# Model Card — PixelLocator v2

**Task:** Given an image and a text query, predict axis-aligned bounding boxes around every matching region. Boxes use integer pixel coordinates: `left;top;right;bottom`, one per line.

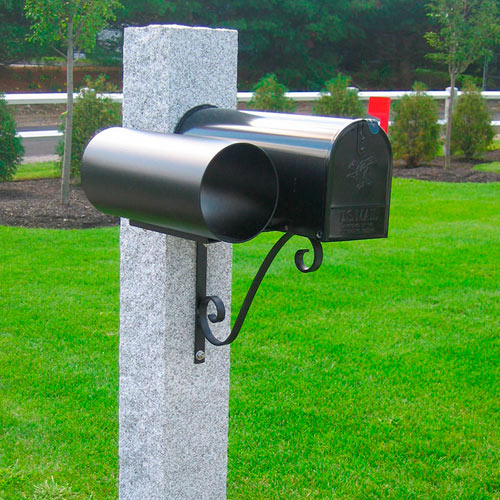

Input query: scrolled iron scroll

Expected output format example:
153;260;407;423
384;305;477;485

197;233;324;347
294;238;323;273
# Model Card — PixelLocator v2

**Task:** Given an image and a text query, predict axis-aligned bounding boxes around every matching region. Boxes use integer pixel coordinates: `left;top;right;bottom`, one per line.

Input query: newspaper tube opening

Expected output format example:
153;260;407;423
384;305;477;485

200;143;278;243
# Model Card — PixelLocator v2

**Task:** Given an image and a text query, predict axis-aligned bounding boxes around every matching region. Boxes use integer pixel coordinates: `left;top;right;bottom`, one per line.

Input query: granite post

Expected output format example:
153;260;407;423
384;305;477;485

119;25;237;500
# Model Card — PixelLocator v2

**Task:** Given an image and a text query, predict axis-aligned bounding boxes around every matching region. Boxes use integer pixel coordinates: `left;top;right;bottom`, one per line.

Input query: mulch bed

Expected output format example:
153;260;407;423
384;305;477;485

394;148;500;183
394;164;500;183
0;152;499;230
0;179;118;229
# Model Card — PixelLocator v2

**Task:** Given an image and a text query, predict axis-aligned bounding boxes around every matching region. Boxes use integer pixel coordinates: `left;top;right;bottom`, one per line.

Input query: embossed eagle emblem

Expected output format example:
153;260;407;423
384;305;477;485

347;156;376;190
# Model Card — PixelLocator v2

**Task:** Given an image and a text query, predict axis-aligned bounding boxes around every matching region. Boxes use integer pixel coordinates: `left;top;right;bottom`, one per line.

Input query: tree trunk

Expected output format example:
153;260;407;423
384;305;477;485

62;18;74;206
444;72;456;170
399;37;413;88
482;54;489;90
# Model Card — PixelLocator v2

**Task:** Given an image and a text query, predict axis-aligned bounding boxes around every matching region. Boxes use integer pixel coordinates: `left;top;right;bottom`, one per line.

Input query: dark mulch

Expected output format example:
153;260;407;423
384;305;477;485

394;148;500;183
0;179;118;229
1;151;499;230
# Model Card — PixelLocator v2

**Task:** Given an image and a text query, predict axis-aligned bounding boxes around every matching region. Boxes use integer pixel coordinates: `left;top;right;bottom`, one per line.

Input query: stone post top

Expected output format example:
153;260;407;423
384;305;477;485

124;24;237;34
123;22;238;133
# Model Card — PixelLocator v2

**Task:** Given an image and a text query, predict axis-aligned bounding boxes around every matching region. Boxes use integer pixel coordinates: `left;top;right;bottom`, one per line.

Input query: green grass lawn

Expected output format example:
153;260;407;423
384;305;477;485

488;139;500;150
13;162;59;181
1;178;499;499
474;161;500;174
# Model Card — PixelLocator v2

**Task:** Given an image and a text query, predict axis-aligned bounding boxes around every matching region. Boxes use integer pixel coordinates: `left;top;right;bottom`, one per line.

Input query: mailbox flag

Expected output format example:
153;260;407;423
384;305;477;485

368;97;391;133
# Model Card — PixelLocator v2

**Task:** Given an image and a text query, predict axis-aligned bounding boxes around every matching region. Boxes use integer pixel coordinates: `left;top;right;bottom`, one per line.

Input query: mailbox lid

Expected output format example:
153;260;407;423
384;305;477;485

325;120;393;241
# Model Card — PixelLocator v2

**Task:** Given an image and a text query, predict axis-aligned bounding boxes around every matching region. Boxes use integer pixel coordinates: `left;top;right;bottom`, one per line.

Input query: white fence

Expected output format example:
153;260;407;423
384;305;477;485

7;89;500;105
7;89;500;138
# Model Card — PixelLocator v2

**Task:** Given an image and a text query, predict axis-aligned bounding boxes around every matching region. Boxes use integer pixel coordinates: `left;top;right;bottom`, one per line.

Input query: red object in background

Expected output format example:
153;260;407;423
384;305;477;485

368;97;391;133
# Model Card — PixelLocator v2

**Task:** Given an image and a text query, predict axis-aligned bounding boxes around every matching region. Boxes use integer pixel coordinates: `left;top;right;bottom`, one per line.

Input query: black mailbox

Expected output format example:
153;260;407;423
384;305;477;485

176;107;393;242
81;108;393;363
83;108;392;244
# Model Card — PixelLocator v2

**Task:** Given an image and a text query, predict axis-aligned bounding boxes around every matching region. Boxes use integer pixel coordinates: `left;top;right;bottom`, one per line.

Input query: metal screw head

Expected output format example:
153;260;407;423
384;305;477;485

195;350;205;361
316;231;323;240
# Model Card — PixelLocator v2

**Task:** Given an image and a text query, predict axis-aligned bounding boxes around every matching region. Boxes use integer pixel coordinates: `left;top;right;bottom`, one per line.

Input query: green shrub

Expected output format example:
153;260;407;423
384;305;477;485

451;80;495;159
390;82;440;168
0;93;24;182
57;75;121;178
247;73;296;112
313;74;364;118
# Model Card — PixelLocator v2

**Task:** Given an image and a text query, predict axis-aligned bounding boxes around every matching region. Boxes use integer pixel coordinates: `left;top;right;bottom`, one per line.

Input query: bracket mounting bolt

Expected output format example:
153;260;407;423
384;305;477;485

195;350;205;361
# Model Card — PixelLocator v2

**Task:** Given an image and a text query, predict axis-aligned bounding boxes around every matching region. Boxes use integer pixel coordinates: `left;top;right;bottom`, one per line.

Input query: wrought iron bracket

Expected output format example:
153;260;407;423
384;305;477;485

194;233;323;364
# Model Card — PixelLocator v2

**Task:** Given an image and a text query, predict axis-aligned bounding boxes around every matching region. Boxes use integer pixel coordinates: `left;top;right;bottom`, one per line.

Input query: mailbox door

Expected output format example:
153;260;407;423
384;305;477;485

326;120;393;241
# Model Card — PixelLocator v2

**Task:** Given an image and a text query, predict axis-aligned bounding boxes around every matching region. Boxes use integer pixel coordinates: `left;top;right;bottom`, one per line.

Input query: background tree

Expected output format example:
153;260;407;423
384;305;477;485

425;0;500;169
115;0;179;25
2;0;499;90
115;0;376;89
25;0;122;205
340;0;431;88
0;0;43;62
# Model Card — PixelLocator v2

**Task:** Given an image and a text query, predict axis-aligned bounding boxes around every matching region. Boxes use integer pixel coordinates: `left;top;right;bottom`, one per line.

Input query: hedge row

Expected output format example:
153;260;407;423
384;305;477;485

0;75;495;181
249;74;495;168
